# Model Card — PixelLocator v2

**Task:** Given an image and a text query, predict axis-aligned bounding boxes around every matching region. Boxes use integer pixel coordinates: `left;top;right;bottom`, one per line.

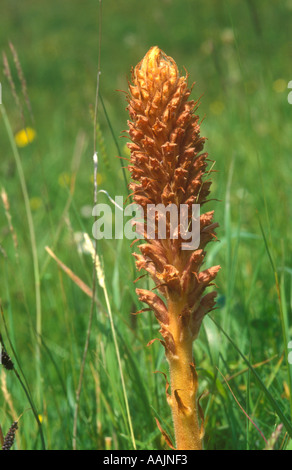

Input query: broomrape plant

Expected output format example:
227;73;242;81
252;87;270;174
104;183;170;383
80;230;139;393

126;46;220;450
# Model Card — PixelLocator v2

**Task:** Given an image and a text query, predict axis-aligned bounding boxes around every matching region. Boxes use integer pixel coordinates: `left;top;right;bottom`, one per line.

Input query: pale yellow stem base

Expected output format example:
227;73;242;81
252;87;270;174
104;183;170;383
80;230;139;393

167;300;202;450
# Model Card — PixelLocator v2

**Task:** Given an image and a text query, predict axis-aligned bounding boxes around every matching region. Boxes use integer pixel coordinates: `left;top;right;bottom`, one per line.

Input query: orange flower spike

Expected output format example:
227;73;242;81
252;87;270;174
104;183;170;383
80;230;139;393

126;47;220;450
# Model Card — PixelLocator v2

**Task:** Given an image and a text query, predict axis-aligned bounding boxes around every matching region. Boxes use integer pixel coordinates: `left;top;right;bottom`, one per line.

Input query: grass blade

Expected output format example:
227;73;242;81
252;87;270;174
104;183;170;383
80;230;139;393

210;315;292;438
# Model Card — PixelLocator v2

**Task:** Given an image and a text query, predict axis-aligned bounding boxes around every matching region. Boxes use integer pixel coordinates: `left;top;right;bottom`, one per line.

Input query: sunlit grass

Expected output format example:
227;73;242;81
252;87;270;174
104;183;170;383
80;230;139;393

0;0;291;451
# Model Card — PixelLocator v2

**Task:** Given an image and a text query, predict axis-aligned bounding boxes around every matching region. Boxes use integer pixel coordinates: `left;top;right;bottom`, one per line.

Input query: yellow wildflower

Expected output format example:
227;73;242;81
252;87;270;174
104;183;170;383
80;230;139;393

14;127;36;147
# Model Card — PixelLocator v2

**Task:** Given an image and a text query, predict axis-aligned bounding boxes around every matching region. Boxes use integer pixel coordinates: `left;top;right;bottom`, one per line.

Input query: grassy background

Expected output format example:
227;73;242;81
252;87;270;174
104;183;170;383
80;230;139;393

0;0;291;450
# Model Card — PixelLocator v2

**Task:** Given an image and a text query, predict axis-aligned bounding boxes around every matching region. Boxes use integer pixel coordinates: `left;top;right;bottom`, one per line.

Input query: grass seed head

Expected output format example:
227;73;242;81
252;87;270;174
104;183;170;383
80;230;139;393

2;421;18;451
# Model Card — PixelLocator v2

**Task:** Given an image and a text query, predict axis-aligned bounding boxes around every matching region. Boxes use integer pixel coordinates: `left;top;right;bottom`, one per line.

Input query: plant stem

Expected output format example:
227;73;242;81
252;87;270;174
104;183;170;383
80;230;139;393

0;103;42;404
167;299;202;450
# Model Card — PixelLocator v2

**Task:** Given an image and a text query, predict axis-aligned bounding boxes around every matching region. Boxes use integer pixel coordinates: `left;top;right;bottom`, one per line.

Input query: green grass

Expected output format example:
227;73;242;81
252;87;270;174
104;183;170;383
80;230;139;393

0;0;291;450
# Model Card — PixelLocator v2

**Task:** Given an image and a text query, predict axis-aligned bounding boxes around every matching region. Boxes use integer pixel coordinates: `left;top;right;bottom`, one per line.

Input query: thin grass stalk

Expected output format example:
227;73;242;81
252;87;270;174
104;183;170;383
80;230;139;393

74;1;135;448
84;234;137;449
210;315;292;438
258;216;292;420
72;0;102;449
125;47;220;450
0;310;45;449
217;367;268;446
0;103;42;404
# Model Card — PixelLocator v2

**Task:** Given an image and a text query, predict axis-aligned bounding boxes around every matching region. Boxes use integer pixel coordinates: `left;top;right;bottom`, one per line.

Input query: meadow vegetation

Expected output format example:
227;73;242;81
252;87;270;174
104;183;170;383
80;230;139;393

0;0;291;450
